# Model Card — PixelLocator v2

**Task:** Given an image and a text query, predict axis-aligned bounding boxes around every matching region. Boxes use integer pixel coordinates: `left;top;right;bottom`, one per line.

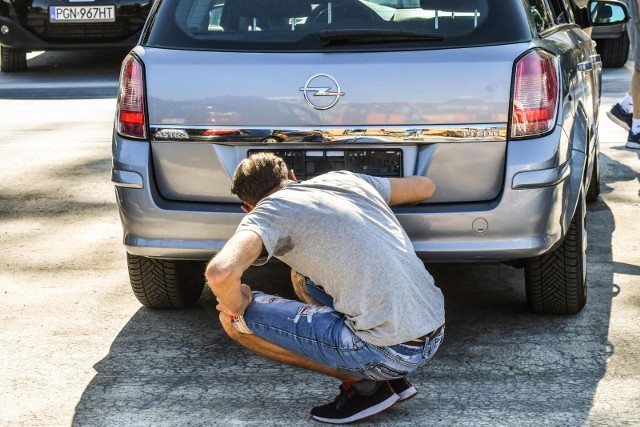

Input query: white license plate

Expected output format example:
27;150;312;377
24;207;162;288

49;6;116;23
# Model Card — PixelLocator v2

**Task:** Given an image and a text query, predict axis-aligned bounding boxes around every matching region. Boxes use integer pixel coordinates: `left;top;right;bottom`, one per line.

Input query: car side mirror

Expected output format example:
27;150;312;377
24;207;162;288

588;0;630;26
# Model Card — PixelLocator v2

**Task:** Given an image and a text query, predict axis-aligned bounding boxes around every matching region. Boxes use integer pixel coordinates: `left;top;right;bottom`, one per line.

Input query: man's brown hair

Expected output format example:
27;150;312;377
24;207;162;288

231;152;289;206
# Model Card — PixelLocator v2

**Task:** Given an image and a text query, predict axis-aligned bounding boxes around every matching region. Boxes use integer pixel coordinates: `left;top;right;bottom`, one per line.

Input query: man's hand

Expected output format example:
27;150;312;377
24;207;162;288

216;283;253;316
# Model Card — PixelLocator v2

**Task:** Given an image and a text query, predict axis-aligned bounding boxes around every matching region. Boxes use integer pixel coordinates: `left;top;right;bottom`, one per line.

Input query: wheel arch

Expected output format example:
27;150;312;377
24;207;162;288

564;101;588;232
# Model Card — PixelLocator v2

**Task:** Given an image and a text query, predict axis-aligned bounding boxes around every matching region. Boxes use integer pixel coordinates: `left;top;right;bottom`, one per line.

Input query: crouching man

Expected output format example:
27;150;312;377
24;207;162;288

206;152;445;424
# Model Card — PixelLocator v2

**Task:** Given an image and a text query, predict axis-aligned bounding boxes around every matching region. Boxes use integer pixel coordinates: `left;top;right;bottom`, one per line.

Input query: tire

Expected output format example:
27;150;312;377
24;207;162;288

597;32;630;68
586;151;600;203
126;253;206;308
524;190;587;314
0;46;27;72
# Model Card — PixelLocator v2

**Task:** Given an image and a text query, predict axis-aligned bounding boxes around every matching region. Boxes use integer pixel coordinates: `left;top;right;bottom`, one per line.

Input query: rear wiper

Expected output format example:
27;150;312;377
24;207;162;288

318;29;443;46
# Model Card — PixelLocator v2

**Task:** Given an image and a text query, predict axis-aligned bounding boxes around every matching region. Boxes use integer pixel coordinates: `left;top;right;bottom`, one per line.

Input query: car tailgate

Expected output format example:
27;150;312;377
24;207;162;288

141;43;527;204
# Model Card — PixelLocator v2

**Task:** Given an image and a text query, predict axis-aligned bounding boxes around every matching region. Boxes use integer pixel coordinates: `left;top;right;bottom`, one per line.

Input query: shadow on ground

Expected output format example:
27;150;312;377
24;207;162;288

72;170;625;426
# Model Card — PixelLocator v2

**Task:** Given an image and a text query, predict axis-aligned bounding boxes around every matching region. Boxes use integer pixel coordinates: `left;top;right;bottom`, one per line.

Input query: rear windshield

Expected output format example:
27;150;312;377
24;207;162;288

144;0;531;51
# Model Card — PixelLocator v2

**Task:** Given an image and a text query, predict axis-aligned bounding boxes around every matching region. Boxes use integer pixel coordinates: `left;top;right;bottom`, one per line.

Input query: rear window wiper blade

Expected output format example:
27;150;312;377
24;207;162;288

318;29;443;46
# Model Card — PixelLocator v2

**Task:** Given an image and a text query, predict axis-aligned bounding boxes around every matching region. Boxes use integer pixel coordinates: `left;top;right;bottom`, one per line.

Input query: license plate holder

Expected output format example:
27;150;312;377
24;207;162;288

49;6;116;23
248;149;403;181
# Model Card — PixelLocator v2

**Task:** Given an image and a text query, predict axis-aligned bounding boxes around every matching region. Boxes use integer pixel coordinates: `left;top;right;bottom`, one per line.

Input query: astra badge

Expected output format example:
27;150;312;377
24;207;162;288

153;128;189;140
299;74;345;110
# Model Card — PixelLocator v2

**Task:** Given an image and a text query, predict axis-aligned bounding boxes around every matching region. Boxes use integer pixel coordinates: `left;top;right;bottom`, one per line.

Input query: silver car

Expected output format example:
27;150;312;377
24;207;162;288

111;0;628;313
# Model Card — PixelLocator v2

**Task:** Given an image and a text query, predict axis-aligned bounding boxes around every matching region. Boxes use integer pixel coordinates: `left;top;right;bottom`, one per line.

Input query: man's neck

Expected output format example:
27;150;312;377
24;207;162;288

265;180;289;197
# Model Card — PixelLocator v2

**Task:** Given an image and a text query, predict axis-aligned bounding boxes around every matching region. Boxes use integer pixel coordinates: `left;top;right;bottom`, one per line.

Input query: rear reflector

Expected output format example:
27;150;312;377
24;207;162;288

117;54;147;139
511;49;558;138
202;129;243;136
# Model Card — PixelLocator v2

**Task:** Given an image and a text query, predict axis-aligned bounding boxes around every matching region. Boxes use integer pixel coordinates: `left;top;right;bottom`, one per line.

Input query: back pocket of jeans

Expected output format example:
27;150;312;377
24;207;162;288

338;325;365;351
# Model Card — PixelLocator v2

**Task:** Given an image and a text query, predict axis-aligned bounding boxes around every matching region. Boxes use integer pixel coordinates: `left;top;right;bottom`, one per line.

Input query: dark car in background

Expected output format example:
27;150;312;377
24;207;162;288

589;0;632;67
593;26;630;68
0;0;153;72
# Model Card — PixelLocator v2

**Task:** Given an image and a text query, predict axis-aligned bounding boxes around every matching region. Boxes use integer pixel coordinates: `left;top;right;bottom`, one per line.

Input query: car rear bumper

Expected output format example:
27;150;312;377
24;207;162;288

591;23;627;40
0;16;141;50
112;127;580;262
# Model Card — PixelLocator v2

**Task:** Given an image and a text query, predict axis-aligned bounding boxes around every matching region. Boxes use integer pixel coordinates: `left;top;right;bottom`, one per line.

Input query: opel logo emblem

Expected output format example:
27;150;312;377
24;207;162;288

299;74;345;110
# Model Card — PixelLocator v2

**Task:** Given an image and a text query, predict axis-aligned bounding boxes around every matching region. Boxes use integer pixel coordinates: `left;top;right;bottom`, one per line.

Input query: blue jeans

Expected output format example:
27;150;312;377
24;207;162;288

241;280;444;381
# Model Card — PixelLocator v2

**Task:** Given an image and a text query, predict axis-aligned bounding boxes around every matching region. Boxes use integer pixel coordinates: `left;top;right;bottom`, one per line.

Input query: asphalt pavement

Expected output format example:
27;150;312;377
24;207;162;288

0;51;638;427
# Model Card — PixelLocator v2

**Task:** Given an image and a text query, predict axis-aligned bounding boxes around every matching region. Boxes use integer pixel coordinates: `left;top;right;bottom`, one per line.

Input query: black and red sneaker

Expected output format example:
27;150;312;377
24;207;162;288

388;377;418;402
310;381;399;424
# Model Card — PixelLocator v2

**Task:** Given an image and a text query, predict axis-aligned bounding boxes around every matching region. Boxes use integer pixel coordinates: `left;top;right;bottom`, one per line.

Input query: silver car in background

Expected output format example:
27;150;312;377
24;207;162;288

111;0;629;314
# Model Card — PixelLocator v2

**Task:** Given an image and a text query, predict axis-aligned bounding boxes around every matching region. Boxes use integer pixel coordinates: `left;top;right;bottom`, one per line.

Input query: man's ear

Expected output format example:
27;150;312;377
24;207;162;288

241;203;254;213
289;169;298;182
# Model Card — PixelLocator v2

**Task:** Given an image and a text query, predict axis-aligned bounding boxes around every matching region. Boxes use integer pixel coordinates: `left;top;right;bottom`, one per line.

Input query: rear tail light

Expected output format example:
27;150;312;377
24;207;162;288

510;49;558;138
117;54;147;139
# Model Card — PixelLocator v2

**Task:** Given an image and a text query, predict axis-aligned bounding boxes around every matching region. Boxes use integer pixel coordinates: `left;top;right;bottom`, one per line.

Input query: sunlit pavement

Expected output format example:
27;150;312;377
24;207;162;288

0;55;638;426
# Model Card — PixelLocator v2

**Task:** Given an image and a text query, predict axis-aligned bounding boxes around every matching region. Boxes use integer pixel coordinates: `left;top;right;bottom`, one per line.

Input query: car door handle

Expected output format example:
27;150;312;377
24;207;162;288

589;54;602;66
578;61;593;72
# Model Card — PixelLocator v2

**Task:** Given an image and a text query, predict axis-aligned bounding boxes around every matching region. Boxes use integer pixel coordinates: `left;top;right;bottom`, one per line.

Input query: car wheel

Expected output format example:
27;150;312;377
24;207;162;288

126;253;206;308
0;46;27;72
524;190;587;314
597;32;630;68
586;151;600;203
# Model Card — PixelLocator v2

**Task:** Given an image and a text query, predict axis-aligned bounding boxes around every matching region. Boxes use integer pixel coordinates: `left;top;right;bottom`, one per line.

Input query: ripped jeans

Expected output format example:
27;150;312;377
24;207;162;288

241;284;444;381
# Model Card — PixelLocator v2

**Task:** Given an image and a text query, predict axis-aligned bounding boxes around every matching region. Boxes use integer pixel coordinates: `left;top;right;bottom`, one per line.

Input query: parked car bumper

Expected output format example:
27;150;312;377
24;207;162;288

112;126;582;262
0;16;142;50
591;22;627;39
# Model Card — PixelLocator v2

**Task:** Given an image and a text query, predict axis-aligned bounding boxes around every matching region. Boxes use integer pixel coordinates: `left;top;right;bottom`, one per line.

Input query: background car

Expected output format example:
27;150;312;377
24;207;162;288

112;0;628;314
0;0;153;72
592;21;630;67
588;0;632;67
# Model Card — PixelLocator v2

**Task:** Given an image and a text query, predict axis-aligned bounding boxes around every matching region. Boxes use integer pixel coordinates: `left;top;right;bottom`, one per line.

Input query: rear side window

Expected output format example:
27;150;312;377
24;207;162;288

145;0;531;51
529;0;554;32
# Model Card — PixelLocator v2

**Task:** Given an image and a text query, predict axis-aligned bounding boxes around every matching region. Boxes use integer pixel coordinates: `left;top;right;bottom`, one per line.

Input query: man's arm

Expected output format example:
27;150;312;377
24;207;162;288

205;230;265;315
388;176;436;206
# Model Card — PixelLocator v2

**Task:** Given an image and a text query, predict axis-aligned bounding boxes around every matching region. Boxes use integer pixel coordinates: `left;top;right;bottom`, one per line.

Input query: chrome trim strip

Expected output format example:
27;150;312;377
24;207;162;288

111;169;144;189
511;161;570;189
578;61;593;72
149;124;507;144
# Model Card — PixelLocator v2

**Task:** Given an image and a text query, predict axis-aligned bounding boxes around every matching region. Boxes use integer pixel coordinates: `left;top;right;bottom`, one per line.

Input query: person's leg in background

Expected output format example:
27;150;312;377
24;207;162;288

628;66;640;148
608;0;640;149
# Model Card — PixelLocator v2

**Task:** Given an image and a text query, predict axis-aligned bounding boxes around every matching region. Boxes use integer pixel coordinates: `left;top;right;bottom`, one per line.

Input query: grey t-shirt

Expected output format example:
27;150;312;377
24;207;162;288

236;171;445;347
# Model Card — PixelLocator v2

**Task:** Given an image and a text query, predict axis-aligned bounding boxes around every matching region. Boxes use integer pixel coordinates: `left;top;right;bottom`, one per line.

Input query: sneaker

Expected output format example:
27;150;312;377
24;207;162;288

388;377;417;402
627;130;640;149
607;104;633;131
310;381;399;424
